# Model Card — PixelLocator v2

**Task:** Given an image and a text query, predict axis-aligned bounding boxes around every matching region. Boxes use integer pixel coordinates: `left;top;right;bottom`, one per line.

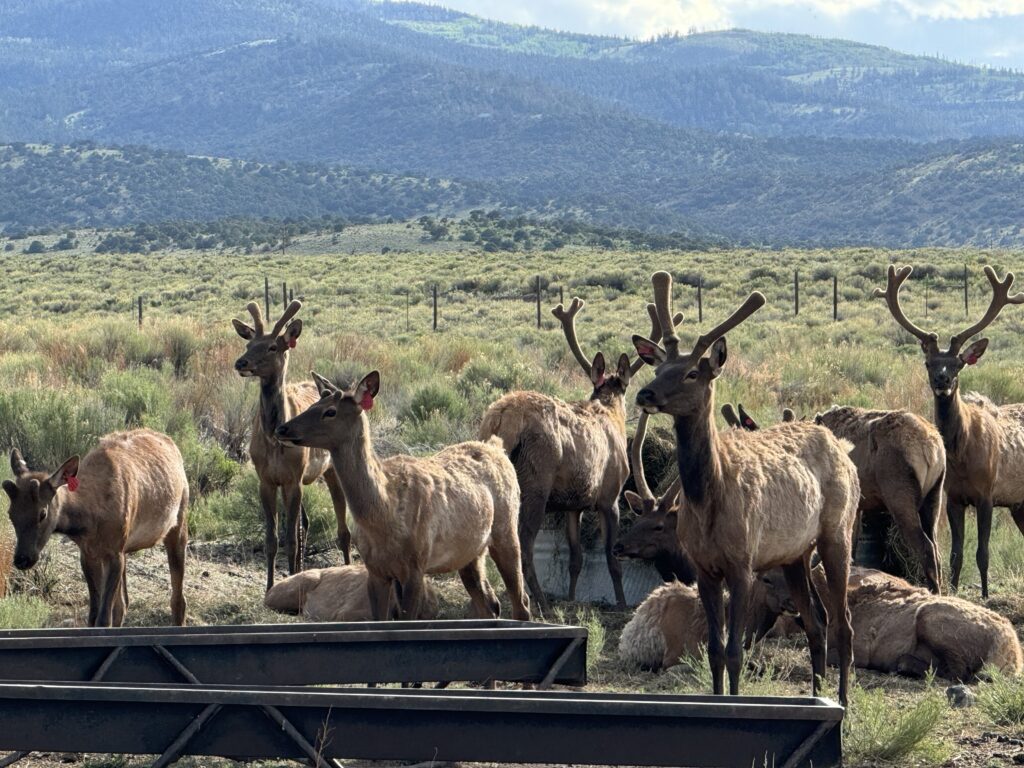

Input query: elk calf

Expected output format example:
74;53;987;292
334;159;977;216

3;430;188;627
264;564;438;621
764;566;1023;680
276;371;530;622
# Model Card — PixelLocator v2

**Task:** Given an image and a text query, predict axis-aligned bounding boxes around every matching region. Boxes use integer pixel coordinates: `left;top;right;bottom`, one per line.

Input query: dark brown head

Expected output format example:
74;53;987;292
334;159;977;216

232;300;303;379
275;370;379;450
615;487;681;560
874;265;1021;401
3;449;77;570
633;272;765;418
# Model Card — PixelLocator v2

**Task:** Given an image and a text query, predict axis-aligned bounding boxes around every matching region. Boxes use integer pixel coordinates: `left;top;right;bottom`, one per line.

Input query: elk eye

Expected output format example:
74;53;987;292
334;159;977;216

686;370;699;380
323;408;337;419
38;509;46;522
268;345;277;352
653;524;664;532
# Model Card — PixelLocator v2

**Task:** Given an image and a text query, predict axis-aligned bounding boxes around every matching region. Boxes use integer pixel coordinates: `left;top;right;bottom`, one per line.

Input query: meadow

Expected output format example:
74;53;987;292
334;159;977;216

3;224;1024;767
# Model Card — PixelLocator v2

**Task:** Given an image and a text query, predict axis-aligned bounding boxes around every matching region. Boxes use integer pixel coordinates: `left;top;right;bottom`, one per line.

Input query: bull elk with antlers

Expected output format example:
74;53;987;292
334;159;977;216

632;271;858;704
232;300;351;589
875;265;1024;597
479;299;677;614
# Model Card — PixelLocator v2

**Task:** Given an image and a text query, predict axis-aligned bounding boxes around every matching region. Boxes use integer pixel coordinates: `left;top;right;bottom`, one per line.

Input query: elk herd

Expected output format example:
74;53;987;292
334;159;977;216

5;264;1024;707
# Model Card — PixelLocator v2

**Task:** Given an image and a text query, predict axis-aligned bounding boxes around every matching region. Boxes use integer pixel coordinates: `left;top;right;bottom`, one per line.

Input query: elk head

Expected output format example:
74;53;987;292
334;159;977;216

633;272;766;418
3;449;78;570
232;300;304;379
874;265;1024;399
552;297;681;405
275;371;379;450
615;409;683;561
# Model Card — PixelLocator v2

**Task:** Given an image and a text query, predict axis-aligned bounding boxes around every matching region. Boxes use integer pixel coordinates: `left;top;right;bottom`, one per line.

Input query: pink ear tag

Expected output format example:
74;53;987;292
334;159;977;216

359;392;375;411
287;338;297;349
66;476;79;492
967;354;978;365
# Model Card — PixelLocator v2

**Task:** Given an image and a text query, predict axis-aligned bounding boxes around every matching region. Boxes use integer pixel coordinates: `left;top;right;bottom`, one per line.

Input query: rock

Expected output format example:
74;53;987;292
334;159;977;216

1012;753;1024;764
946;684;976;709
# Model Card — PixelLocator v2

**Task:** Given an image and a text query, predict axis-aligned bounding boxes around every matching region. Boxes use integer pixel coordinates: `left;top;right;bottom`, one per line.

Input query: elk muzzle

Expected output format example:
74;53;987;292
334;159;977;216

13;552;36;571
275;424;301;445
635;387;665;412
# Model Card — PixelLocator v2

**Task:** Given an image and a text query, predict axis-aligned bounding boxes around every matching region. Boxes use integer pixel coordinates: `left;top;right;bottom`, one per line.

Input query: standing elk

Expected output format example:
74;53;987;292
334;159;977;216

275;371;530;622
479;299;677;615
232;300;351;589
814;406;946;593
3;430;188;627
874;265;1024;597
632;271;858;704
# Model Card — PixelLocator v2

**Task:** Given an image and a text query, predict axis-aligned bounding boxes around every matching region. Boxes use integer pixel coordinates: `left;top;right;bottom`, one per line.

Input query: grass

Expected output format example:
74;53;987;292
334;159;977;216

845;682;950;766
977;667;1024;727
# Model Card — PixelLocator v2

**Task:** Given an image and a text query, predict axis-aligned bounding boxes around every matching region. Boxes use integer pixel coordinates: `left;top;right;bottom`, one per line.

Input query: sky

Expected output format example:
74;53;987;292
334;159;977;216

401;0;1024;69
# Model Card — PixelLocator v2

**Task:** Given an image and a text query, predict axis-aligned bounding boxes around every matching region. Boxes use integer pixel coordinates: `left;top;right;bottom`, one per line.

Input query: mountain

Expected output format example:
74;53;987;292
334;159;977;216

0;0;1022;246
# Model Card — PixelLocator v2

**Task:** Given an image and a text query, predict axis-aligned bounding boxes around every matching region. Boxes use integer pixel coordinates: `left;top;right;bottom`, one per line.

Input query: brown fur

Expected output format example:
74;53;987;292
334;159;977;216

633;271;858;704
766;566;1023;680
232;300;351;590
3;430;188;627
277;371;530;622
815;406;947;592
264;565;438;621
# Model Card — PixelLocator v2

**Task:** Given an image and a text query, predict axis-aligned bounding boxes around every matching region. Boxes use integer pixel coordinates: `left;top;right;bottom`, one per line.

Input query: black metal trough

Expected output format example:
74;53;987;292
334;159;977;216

0;682;843;768
0;619;586;687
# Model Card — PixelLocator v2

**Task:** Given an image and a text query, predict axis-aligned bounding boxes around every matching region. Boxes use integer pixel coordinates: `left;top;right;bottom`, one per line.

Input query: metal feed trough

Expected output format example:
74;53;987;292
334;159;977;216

0;619;844;768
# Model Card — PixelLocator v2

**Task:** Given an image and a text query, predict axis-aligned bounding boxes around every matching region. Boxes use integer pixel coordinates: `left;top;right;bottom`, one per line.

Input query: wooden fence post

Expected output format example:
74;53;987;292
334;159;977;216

433;285;438;331
924;279;929;319
697;276;703;323
559;286;564;306
137;296;143;328
282;282;287;309
794;270;799;316
536;275;541;329
264;276;270;319
964;264;969;317
833;275;838;321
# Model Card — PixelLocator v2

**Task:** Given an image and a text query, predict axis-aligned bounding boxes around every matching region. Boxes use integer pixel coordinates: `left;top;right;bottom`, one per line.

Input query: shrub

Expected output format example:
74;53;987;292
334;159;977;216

844;684;948;765
403;383;469;424
0;595;50;629
977;667;1024;726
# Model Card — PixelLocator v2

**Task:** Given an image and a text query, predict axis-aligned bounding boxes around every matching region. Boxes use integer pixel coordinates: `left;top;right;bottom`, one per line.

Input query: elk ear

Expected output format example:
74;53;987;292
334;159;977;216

355;371;380;411
10;448;28;477
590;353;607;388
232;319;256;340
708;337;728;378
310;371;337;399
632;336;666;366
2;480;15;500
48;456;79;491
782;408;796;422
615;353;631;384
282;319;302;350
623;490;645;515
959;338;988;366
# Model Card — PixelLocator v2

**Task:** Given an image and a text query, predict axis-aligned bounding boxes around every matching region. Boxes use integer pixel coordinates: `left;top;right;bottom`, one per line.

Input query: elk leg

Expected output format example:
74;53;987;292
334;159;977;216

165;523;188;626
518;492;550;618
816;535;853;707
724;570;752;696
600;504;626;610
80;553;102;627
1009;502;1024;538
323;468;351;565
398;571;428;621
977;498;994;598
112;560;127;628
460;558;500;619
780;558;827;697
889;491;943;594
367;572;393;620
95;553;125;628
946;498;966;593
282;485;304;576
489;539;531;621
565;510;584;603
259;480;280;590
918;473;945;593
696;573;726;696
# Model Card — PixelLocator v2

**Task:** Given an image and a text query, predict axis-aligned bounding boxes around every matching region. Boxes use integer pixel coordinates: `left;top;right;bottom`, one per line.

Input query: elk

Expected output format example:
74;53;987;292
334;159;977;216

814;405;946;593
3;430;188;627
632;271;858;704
874;265;1024;597
232;299;351;590
479;299;678;615
275;371;530;622
614;410;696;585
264;564;439;622
762;565;1023;680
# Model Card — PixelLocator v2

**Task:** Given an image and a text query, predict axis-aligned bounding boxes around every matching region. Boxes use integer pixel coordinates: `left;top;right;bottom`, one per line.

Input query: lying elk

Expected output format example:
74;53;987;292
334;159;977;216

815;406;946;593
614;409;696;585
632;271;858;704
762;565;1022;680
4;431;188;626
276;371;530;621
232;300;351;589
875;265;1024;597
480;299;677;614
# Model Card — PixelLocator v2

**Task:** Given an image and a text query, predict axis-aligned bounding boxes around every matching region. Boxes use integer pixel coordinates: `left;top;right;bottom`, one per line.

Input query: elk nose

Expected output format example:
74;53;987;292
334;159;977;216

635;388;662;408
234;358;247;371
275;425;290;438
13;554;32;570
611;542;625;557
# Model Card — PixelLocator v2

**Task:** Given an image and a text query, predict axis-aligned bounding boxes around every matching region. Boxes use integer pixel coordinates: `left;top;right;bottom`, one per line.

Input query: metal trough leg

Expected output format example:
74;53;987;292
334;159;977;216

780;720;837;768
150;703;222;768
539;636;585;690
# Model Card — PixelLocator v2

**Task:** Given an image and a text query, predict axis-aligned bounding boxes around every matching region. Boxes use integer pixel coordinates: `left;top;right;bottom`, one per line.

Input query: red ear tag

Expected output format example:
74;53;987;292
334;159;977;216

594;374;606;388
743;418;754;428
66;476;79;492
287;338;297;349
359;392;375;411
966;354;978;365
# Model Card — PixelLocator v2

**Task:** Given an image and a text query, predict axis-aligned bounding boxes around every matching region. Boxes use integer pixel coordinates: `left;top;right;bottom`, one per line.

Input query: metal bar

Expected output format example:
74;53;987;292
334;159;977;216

92;646;126;680
538;636;584;690
150;703;221;768
0;682;843;768
152;645;200;684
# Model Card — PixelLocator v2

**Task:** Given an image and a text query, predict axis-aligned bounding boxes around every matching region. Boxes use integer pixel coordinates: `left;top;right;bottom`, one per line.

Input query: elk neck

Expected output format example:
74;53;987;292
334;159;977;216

671;397;723;509
257;360;290;438
934;387;969;456
51;490;87;538
327;412;390;525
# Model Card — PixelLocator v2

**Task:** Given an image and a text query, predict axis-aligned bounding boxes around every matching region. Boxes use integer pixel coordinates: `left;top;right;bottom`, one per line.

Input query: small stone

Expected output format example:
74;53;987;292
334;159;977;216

947;684;976;709
1012;753;1024;764
201;570;211;578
